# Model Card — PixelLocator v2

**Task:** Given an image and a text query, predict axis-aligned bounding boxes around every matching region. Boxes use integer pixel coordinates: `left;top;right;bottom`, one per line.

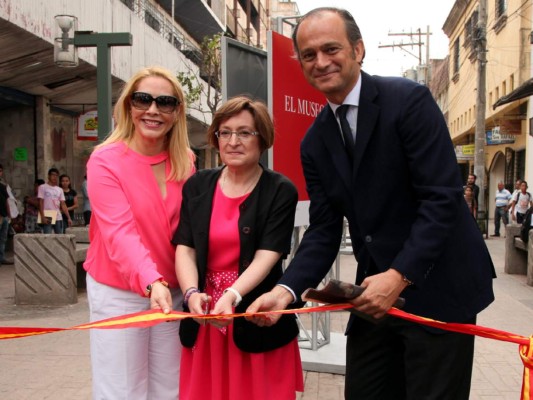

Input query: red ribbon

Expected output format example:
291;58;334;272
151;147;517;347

1;304;531;399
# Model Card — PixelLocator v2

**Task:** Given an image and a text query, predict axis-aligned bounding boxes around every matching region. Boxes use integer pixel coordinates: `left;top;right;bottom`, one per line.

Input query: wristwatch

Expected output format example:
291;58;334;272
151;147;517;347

145;280;169;297
223;287;242;307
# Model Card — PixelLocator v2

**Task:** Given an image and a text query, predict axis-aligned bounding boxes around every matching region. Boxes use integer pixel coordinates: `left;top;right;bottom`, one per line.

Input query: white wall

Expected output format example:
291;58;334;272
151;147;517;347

0;0;212;124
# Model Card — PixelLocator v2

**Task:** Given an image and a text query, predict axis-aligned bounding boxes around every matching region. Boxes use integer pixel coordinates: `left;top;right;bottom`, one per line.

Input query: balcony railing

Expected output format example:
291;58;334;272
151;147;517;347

120;0;202;66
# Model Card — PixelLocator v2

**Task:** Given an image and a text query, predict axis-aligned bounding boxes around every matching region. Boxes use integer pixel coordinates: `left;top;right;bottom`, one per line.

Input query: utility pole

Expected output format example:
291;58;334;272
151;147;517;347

378;27;432;84
474;0;488;217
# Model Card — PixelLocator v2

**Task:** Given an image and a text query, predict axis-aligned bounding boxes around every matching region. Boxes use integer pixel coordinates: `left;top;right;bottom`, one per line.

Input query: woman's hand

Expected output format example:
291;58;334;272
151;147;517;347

208;291;234;328
188;292;211;325
149;281;173;314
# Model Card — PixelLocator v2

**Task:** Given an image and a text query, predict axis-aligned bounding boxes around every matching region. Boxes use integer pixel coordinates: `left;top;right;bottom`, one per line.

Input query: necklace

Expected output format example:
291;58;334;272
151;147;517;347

222;167;261;197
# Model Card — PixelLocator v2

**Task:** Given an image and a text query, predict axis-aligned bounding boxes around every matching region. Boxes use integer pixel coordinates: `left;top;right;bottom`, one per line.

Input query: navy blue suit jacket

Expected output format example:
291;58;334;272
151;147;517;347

279;72;495;326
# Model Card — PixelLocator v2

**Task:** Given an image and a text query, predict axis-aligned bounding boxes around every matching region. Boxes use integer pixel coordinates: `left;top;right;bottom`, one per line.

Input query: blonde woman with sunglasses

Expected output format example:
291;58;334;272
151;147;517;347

84;66;195;399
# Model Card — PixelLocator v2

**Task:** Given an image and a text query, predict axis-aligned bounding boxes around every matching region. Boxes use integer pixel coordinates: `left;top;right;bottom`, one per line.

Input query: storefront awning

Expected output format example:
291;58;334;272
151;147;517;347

493;78;533;109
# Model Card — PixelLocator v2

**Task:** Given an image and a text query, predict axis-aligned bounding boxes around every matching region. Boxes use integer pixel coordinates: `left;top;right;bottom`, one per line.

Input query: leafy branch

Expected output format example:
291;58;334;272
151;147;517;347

177;33;223;119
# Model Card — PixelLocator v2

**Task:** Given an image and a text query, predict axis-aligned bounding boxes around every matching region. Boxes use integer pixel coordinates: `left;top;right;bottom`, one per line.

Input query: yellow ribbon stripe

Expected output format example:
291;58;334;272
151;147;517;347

1;304;531;399
520;336;533;400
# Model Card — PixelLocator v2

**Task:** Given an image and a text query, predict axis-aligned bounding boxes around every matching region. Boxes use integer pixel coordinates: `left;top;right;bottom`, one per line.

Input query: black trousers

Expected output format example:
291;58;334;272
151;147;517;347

345;316;476;400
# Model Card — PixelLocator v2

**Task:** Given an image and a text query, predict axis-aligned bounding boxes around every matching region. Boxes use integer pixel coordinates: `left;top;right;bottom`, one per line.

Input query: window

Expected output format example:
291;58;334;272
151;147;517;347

515;150;525;182
494;0;508;32
496;0;507;18
145;11;161;33
120;0;134;11
464;10;479;62
453;38;460;78
464;10;479;46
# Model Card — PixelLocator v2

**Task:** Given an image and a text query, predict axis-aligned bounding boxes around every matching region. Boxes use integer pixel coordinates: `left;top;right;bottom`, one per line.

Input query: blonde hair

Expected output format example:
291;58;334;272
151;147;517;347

97;66;194;181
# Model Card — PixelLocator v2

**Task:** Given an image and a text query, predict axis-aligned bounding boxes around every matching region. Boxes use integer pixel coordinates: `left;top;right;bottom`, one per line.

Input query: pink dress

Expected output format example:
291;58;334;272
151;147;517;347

179;183;304;400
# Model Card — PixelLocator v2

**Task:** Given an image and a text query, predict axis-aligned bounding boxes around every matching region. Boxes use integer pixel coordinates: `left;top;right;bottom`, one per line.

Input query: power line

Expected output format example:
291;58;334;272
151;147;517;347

378;27;432;83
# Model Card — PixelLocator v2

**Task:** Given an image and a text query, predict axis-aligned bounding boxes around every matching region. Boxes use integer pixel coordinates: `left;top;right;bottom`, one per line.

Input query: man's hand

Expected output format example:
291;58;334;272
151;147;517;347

245;285;293;327
350;269;409;319
40;213;51;225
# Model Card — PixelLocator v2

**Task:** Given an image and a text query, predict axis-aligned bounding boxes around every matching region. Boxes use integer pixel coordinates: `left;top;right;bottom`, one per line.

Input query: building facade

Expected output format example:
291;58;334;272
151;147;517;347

0;0;298;220
441;0;532;218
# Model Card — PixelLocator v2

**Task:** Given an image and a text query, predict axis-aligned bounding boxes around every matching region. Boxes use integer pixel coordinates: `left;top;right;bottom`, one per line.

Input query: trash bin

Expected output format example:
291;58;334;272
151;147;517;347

476;210;487;235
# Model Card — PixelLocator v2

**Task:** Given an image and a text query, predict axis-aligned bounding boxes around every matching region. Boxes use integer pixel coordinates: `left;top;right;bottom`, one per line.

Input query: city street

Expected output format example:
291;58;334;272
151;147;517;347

0;236;532;399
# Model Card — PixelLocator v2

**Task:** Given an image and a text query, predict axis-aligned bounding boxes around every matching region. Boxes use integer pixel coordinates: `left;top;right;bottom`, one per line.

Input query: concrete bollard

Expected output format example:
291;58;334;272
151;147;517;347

14;234;78;305
65;226;90;244
66;226;90;289
504;225;527;275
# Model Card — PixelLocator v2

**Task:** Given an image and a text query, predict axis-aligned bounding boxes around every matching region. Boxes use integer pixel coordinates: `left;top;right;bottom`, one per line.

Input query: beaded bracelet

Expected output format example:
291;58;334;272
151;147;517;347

183;287;200;306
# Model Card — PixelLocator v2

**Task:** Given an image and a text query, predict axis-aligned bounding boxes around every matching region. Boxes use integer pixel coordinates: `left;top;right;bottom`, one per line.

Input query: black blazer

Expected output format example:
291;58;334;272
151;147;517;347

279;72;496;329
173;166;300;352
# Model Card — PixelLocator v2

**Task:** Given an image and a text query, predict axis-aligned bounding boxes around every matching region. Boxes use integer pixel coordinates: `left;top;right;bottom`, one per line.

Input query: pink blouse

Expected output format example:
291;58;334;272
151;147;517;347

84;142;194;296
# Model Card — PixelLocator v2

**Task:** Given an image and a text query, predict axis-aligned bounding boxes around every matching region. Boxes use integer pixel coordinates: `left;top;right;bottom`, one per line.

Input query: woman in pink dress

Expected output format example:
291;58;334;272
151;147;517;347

174;95;303;400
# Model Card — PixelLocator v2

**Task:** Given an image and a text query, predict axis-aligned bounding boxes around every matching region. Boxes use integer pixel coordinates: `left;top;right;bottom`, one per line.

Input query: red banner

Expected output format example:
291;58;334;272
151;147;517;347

270;31;326;202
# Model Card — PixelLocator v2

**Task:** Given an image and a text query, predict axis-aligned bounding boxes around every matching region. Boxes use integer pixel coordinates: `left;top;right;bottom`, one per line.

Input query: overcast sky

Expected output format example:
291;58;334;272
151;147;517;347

295;1;456;76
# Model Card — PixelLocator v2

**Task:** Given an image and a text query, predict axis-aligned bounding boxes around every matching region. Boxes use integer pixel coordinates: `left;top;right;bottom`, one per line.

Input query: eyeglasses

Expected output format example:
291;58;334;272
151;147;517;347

131;92;180;114
215;130;259;141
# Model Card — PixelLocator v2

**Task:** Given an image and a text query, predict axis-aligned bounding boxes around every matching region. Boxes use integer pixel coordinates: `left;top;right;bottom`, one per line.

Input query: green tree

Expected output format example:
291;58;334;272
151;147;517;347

177;33;222;118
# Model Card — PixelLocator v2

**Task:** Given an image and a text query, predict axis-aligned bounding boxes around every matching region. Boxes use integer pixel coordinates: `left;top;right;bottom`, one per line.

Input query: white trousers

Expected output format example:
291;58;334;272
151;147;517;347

87;274;182;400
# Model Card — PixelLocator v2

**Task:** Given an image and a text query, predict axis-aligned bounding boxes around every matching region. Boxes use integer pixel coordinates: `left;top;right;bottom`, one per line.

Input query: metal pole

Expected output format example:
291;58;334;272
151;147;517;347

74;32;132;142
426;25;431;82
474;0;488;214
96;43;112;142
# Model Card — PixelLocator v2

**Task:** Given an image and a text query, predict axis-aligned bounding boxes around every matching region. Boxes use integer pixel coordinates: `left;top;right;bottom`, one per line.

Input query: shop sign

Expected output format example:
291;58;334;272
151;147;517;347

486;126;515;145
78;110;98;141
14;147;27;161
455;144;475;160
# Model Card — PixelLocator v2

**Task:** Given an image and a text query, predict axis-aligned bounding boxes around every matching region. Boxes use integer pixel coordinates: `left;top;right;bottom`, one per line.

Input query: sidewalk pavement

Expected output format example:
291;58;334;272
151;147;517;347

0;236;532;400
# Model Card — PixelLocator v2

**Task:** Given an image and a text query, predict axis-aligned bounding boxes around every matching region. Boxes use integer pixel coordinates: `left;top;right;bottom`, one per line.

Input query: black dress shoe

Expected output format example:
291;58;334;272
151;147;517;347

1;258;14;265
490;234;500;237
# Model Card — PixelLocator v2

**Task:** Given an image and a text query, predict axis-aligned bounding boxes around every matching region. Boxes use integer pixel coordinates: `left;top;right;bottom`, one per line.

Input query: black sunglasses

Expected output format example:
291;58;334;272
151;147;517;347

131;92;180;114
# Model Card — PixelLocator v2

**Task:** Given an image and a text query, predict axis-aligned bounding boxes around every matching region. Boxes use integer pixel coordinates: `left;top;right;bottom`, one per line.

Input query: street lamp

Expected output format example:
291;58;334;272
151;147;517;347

53;15;132;141
54;15;79;67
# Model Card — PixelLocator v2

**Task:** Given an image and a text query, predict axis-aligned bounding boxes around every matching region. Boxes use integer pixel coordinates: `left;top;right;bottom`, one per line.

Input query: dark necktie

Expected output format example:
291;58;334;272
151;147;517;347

337;105;355;161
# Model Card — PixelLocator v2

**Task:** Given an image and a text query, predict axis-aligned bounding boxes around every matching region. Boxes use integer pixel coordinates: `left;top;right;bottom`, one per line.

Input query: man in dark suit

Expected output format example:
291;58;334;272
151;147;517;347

247;7;495;400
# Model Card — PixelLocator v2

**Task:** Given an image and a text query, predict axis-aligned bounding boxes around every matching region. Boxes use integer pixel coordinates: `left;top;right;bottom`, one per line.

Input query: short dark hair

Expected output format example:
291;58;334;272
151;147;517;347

207;95;274;152
292;7;364;61
48;168;60;176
